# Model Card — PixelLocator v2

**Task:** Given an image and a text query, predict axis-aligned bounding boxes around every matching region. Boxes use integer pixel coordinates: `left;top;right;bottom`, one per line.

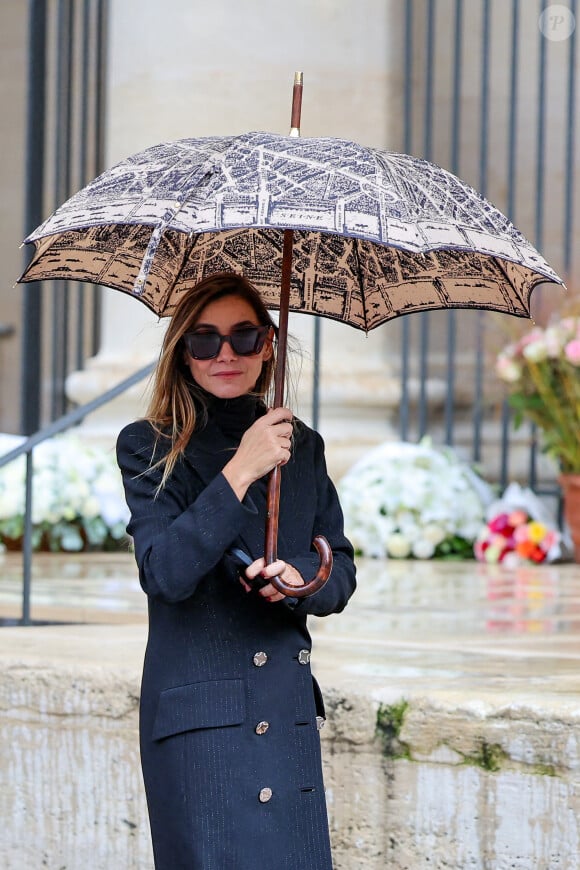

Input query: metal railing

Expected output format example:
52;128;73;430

1;362;154;626
390;0;577;496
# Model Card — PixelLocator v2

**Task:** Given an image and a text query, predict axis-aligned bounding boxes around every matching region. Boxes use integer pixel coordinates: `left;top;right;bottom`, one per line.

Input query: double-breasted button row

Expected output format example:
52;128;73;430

253;649;311;666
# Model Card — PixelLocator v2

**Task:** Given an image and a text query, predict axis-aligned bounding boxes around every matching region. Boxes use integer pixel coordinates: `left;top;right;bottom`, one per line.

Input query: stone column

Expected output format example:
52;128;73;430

65;291;162;444
65;0;402;477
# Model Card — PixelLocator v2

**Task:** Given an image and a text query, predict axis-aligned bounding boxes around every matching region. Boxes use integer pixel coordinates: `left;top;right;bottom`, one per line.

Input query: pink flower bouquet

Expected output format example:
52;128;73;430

474;483;562;567
496;316;580;473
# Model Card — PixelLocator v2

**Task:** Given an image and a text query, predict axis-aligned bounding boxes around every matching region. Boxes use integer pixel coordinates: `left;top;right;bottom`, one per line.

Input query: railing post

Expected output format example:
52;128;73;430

20;0;48;435
22;453;34;626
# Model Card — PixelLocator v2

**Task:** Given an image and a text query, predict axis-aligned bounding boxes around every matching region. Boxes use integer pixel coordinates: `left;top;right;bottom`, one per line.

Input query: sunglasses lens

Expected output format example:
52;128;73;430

187;333;221;359
230;328;264;355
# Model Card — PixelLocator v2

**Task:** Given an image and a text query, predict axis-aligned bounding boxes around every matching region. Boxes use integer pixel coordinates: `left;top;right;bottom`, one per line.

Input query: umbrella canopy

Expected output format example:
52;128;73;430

18;127;565;598
20;131;564;326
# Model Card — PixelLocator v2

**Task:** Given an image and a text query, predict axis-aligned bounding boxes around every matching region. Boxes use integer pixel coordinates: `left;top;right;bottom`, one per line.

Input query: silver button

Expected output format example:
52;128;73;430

253;651;268;667
258;787;273;803
316;716;325;731
298;649;311;665
255;721;270;735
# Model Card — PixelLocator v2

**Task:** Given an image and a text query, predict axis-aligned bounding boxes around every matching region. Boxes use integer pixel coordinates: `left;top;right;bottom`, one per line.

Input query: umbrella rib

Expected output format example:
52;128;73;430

351;238;370;333
156;232;198;316
133;154;223;294
492;256;537;316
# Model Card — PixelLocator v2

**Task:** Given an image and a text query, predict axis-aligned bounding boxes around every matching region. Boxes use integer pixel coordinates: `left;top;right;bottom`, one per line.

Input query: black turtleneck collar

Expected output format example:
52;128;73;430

200;391;267;441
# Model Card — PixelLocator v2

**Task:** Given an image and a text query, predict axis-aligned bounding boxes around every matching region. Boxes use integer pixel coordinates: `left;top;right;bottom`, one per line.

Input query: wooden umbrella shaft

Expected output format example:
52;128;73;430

265;228;293;564
263;72;332;599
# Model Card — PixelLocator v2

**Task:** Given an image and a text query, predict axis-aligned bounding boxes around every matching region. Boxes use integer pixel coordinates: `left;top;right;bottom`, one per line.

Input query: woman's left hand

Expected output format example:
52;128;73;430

241;557;305;603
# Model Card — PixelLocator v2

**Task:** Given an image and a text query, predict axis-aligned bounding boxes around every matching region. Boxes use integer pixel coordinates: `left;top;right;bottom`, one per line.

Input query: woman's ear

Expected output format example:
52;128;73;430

182;345;192;368
262;327;275;360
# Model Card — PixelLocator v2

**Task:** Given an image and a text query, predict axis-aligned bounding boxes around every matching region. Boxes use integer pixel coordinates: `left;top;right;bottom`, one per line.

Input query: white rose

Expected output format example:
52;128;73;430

495;354;522;383
412;539;436;559
544;326;567;358
423;523;446;545
81;496;102;519
386;533;412;559
522;339;548;362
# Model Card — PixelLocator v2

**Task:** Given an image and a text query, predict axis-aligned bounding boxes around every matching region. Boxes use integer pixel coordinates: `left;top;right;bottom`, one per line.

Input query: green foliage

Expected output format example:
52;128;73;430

462;741;506;773
434;535;475;560
376;700;411;759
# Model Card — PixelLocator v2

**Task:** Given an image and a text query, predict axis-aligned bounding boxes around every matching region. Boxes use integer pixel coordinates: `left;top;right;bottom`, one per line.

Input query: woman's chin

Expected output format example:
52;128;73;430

206;383;248;400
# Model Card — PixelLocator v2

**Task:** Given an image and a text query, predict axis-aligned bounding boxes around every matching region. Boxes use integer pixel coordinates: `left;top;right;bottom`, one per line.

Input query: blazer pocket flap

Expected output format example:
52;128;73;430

152;678;245;741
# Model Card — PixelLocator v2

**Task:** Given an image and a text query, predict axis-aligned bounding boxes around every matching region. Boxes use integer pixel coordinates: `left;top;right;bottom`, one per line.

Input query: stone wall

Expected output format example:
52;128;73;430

323;691;580;868
1;625;579;869
0;660;150;869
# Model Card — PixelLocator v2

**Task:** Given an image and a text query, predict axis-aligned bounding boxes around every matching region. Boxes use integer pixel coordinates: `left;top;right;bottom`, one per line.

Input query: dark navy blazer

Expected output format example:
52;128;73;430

117;415;356;870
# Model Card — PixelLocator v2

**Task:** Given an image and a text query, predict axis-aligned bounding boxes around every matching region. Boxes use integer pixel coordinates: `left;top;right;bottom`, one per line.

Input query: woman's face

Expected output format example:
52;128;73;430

184;295;273;399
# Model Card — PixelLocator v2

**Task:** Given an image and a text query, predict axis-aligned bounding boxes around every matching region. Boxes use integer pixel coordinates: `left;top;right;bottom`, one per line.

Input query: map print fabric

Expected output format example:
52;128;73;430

21;132;563;327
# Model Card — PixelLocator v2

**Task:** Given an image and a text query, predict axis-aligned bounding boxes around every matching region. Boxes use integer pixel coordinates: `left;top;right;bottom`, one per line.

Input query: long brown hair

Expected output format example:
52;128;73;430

146;272;277;486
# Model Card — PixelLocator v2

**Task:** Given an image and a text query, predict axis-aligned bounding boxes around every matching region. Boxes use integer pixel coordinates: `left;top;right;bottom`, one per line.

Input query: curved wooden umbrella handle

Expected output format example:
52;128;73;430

269;535;333;598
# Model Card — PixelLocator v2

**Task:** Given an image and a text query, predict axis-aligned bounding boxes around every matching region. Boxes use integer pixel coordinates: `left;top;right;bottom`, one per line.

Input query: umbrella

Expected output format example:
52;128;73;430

19;75;565;597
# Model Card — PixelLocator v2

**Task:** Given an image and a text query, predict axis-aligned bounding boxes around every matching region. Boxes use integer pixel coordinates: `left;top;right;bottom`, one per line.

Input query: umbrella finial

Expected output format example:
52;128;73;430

289;71;303;137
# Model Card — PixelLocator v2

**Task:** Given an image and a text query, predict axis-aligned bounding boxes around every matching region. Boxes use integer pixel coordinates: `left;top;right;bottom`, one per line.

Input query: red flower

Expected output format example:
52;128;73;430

488;513;513;536
515;540;546;563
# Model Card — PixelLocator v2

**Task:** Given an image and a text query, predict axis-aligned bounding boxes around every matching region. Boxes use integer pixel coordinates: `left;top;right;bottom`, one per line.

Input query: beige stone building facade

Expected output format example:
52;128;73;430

1;1;577;481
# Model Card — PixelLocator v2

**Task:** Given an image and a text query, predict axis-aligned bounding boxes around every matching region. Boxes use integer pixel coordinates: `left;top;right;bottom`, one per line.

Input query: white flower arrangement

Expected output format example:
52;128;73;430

338;439;493;559
0;433;129;552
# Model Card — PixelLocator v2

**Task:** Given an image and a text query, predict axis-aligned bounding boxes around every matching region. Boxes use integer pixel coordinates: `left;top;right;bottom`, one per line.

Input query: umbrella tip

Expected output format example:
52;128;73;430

289;72;303;138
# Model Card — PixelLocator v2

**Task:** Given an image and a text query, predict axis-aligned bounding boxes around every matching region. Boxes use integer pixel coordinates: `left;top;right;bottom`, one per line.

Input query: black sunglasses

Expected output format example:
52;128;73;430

184;325;271;360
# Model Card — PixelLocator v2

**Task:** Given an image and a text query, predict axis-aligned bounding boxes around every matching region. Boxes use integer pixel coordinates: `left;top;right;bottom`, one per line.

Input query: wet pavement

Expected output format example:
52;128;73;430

311;559;580;709
1;552;579;708
0;552;146;625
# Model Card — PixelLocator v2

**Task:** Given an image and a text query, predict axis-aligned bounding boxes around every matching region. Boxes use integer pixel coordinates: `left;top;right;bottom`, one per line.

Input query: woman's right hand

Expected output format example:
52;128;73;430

222;407;294;501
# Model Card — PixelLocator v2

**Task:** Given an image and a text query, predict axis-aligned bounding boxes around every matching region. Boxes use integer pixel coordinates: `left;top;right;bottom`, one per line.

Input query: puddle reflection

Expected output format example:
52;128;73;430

313;559;580;639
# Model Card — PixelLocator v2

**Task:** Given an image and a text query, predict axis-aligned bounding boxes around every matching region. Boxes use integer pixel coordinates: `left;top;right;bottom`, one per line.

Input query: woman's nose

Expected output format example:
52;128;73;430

216;336;237;360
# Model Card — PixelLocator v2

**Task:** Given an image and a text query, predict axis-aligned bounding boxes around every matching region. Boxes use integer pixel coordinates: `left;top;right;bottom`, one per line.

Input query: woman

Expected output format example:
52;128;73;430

116;271;357;870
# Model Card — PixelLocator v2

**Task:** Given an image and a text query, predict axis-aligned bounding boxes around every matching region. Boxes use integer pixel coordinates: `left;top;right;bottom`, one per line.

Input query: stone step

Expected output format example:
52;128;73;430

0;553;579;867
